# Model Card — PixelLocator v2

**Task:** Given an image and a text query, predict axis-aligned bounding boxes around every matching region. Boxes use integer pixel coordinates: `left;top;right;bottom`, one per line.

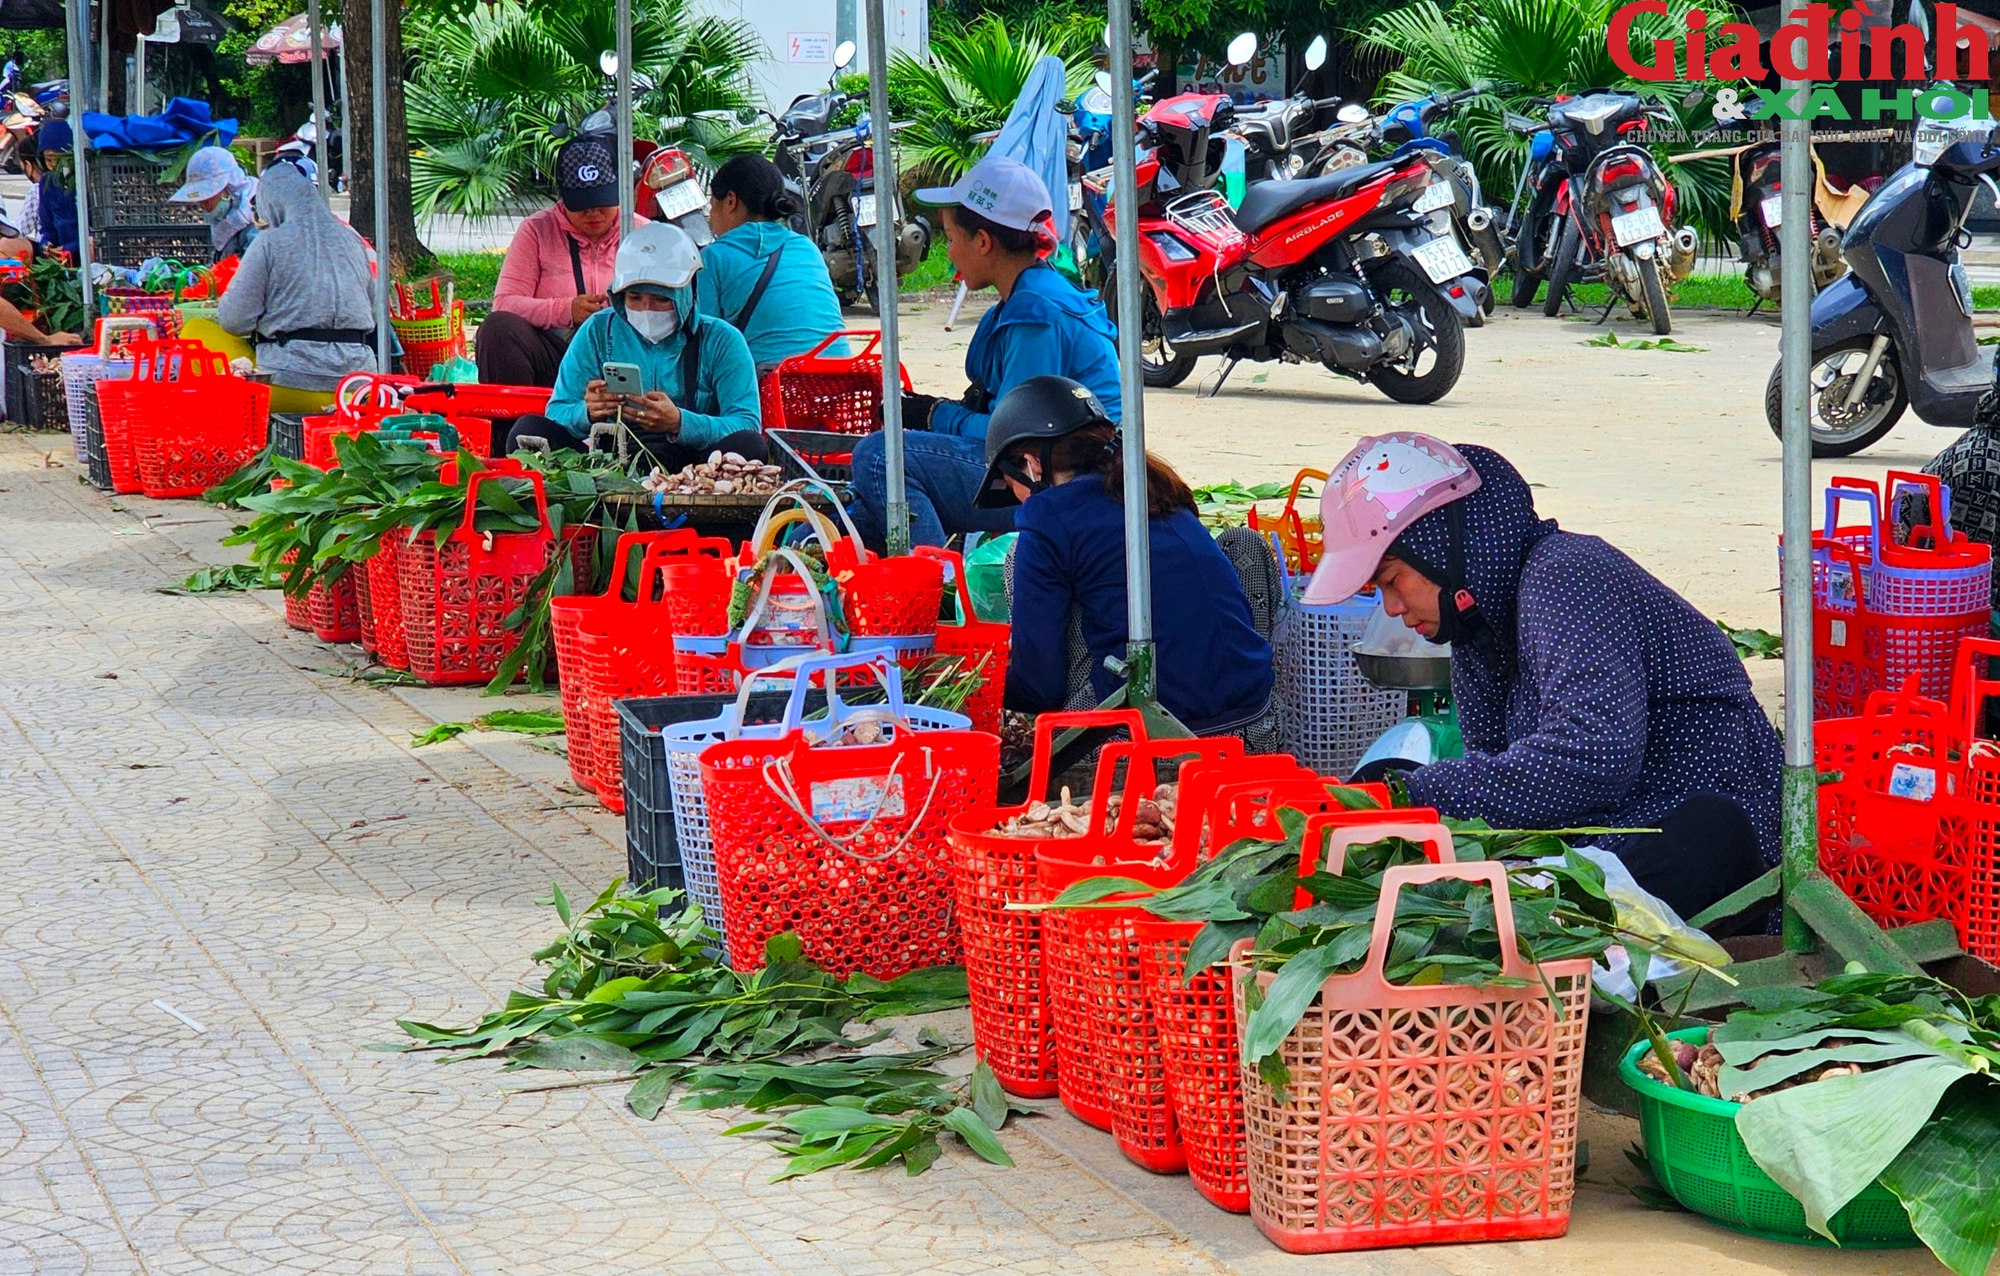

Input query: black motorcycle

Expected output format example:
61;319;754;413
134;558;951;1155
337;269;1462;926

1765;128;2000;457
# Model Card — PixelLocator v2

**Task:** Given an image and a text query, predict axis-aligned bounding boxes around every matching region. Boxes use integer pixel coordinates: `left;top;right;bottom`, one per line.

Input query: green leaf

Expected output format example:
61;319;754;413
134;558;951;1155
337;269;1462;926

1325;785;1383;810
943;1105;1014;1165
551;882;573;928
1879;1080;2000;1276
969;1062;1008;1131
1048;876;1153;907
1736;1054;1974;1239
475;709;567;735
1240;930;1370;1067
512;1036;641;1072
625;1066;680;1119
1720;1036;1944;1098
1184;920;1257;982
765;931;804;964
904;1130;943;1175
411;721;470;747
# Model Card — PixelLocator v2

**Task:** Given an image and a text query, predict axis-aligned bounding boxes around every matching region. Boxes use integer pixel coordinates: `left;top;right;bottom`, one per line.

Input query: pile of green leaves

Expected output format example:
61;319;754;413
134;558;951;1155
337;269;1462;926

1661;971;2000;1276
224;434;449;597
386;881;1015;1179
157;564;273;595
3;257;86;337
203;447;282;509
1192;480;1295;530
411;709;568;747
1719;622;1783;660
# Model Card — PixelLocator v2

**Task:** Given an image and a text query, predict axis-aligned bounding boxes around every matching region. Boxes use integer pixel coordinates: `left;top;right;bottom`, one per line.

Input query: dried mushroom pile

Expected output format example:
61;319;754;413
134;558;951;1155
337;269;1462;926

995;783;1178;844
641;450;785;497
1636;1035;1878;1103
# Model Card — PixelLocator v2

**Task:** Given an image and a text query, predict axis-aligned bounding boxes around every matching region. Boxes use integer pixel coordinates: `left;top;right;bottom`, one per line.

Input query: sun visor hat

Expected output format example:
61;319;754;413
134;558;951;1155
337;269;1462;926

914;154;1053;231
170;146;246;204
1301;433;1481;604
610;222;702;294
556;135;620;212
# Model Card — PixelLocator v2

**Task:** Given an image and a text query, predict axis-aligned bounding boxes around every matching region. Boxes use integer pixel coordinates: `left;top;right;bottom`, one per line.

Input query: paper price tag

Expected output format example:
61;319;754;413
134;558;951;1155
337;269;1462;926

812;775;905;824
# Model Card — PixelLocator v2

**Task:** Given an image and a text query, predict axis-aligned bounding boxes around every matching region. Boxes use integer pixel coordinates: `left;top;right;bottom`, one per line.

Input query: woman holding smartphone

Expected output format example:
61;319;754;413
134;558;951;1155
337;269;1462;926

503;222;766;465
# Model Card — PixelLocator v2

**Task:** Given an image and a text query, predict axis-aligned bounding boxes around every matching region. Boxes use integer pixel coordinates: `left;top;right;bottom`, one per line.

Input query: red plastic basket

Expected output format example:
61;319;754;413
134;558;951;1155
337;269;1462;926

1037;737;1245;1158
309;569;362;643
92;340;203;496
1137;919;1246;1209
1231;820;1592;1254
278;548;310;631
397;469;558;686
126;359;271;499
915;546;1009;736
354;563;377;653
761;331;914;435
701;717;997;978
944;711;1150;1098
403;383;551;424
365;529;411;669
840;554;944;639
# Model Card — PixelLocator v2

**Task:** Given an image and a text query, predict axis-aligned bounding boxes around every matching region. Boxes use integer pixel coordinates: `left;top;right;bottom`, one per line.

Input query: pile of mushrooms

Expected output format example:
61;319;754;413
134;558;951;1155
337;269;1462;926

994;783;1179;845
641;450;786;497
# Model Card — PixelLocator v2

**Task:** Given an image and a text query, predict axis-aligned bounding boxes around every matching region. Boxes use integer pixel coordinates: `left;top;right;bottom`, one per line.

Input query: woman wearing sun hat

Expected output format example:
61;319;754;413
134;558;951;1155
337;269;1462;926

169;145;260;262
1308;432;1781;926
845;153;1122;551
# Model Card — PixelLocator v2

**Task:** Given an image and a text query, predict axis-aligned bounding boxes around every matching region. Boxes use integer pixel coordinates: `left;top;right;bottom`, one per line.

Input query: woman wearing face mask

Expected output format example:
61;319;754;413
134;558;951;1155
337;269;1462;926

502;221;765;466
169;146;260;261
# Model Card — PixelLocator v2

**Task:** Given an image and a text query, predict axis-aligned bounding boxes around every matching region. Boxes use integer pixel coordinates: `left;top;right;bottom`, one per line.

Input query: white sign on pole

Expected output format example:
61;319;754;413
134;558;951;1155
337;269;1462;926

787;32;832;63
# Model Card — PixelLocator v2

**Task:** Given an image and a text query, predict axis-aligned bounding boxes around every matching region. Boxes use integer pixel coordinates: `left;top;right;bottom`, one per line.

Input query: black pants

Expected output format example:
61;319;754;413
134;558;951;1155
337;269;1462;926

475;310;570;388
502;412;769;469
1613;792;1768;935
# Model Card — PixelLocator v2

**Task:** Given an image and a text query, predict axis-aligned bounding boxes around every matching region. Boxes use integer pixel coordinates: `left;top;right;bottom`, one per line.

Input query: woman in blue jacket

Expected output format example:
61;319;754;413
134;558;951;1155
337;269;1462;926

504;222;765;464
848;155;1121;551
696;154;847;372
979;376;1274;737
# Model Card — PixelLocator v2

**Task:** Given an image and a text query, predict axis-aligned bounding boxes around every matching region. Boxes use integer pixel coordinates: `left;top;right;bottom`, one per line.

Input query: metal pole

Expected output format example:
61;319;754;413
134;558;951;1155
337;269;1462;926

865;0;908;554
370;0;391;371
309;0;329;198
1777;18;1816;952
615;0;633;237
98;2;111;112
133;34;145;119
68;0;94;314
1107;0;1154;699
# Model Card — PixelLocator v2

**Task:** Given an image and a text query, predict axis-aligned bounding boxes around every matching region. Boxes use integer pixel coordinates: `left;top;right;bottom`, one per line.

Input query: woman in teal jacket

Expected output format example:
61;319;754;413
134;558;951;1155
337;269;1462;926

504;222;765;464
696;155;847;372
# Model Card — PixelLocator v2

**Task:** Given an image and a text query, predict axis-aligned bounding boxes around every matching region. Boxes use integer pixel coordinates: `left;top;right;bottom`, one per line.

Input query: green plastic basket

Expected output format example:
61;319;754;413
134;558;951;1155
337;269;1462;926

1620;1027;1919;1247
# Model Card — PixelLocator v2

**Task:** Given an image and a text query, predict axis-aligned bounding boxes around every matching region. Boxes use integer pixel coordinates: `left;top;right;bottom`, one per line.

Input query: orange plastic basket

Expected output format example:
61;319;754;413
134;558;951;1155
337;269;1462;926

94;340;218;495
1232;820;1593;1254
701;711;997;978
944;710;1150;1098
397;467;558;686
1246;469;1326;573
761;331;914;435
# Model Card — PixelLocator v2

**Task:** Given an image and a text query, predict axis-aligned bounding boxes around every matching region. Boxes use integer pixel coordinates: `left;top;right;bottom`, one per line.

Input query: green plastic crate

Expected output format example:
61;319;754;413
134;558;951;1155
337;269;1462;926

1620;1027;1919;1247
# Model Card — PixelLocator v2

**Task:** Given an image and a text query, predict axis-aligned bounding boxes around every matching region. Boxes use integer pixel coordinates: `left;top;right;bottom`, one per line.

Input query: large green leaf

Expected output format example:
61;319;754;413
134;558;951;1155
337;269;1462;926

1879;1080;2000;1276
1736;1054;1974;1239
1717;1030;1947;1097
1239;927;1374;1067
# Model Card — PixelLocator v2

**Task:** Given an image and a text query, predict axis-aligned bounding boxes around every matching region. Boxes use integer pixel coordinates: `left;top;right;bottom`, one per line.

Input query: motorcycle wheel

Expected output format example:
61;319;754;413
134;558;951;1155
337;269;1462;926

1510;268;1543;308
1104;266;1195;389
1763;335;1908;458
1638;257;1671;335
1542;217;1581;318
1367;259;1466;405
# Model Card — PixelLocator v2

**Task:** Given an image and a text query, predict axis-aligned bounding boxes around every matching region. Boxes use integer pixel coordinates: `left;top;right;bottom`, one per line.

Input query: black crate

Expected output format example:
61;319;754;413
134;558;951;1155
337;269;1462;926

87;153;206;229
270;412;306;461
616;687;825;894
768;428;858;487
83;389;113;490
95;224;213;269
4;341;66;430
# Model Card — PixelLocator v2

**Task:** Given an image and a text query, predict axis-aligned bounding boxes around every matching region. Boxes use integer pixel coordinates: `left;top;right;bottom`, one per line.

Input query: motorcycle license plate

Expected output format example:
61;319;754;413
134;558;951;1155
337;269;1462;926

1411;236;1475;284
1761;194;1784;228
854;193;878;228
1412;180;1455;214
1068;180;1082;211
1612;205;1666;246
655;179;705;219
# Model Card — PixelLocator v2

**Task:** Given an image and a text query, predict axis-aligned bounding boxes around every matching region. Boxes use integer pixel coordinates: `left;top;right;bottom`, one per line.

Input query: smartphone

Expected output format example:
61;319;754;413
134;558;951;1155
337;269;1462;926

601;361;643;398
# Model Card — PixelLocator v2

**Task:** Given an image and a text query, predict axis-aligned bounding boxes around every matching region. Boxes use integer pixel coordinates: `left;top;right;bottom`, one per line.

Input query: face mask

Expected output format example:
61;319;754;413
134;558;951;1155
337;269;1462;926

200;192;238;225
626;301;679;343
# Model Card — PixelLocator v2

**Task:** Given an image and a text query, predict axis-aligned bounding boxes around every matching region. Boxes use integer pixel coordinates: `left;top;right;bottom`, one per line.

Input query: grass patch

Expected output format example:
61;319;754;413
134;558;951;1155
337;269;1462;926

903;237;957;293
1522;269;2000;313
437;251;505;303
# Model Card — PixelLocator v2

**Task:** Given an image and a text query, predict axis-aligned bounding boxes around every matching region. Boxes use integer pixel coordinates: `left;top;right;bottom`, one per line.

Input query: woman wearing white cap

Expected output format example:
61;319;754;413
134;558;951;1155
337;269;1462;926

169;145;260;261
846;154;1122;551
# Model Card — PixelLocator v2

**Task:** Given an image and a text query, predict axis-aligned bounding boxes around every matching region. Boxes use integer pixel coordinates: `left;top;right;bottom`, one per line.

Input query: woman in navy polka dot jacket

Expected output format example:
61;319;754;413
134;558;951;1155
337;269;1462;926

1308;435;1780;928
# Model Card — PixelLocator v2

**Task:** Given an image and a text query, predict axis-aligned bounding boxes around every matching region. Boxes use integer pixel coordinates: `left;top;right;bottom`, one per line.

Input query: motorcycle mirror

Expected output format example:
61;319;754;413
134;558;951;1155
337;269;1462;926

1095;69;1114;94
1679;87;1705;111
578;108;614;137
1226;31;1258;67
1304;35;1328;71
1103;23;1112;48
598;49;618;76
834;39;856;70
1336;102;1371;124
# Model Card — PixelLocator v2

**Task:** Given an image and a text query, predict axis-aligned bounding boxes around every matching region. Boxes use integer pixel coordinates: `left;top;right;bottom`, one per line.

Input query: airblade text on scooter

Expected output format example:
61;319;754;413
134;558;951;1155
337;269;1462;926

1606;0;1990;83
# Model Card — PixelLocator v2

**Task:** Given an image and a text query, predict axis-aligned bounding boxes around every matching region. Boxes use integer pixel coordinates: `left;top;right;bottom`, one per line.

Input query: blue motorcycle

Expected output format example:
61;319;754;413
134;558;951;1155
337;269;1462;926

1066;68;1154;287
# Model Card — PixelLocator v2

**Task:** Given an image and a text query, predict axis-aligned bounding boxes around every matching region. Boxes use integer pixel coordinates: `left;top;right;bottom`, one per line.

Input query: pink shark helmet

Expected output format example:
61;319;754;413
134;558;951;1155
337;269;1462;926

1300;433;1481;604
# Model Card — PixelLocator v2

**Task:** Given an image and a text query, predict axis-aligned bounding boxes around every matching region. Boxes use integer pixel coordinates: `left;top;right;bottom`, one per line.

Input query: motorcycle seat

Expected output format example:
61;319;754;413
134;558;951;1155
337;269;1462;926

1234;163;1394;235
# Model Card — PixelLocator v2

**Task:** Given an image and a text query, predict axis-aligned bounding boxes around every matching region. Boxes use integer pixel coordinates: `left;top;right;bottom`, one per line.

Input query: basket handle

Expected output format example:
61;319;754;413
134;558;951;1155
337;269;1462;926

605;529;695;602
1162;759;1314;862
1361;859;1534;987
913;545;976;625
1822;480;1883;564
457;469;550;541
720;648;900;739
759;737;948;862
1810;535;1871;617
1088;736;1244;872
751;479;867;554
1884;470;1953;550
1291;812;1451;909
1952;638;2000;746
1023;708;1147;806
732;545;835;657
1281;467;1328;520
799;329;881;362
94;315;159;357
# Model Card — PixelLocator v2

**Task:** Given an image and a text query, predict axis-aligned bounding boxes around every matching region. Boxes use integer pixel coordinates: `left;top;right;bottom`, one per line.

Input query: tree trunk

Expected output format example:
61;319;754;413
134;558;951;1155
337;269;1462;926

339;0;435;278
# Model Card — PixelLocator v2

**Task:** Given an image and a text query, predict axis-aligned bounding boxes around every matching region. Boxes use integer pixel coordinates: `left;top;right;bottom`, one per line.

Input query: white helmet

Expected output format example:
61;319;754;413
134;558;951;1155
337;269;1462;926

611;221;702;294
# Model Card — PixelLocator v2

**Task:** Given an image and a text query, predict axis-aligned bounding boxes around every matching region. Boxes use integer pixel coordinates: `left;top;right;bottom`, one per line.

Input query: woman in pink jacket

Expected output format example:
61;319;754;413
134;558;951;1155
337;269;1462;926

477;135;643;387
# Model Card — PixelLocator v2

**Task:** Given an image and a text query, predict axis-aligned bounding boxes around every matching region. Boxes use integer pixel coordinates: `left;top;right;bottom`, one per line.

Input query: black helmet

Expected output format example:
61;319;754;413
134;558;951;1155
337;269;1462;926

975;375;1115;508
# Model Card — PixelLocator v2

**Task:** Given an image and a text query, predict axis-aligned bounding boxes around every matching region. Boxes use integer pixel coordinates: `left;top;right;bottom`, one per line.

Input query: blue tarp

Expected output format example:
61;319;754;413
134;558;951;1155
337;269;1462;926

986;56;1072;221
81;98;238;152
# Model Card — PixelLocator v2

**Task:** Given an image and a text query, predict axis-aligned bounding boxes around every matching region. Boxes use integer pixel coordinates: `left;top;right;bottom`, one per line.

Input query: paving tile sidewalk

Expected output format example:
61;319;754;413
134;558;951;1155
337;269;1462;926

0;436;1937;1276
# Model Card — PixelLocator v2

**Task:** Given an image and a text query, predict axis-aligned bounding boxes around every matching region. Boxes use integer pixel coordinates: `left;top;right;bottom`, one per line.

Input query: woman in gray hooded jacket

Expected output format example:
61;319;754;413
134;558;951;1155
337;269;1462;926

216;163;379;413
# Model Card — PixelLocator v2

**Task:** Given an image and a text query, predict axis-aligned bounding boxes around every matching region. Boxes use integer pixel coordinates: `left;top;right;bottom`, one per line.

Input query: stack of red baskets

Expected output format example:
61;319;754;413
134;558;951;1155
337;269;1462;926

96;339;269;499
302;372;426;468
758;331;912;433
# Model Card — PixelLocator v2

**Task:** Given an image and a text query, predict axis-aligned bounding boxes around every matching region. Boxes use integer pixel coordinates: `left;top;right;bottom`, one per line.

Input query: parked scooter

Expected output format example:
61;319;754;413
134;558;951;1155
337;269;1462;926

1090;35;1477;403
1674;138;1864;310
1763;123;2000;457
1510;90;1698;333
766;40;929;310
573;109;712;248
1069;66;1156;287
1229;36;1343;183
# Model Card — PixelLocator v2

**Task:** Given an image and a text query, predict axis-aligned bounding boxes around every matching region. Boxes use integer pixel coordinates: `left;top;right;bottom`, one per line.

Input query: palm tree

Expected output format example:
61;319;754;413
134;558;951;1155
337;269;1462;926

888;14;1098;186
405;0;767;222
1361;0;1736;252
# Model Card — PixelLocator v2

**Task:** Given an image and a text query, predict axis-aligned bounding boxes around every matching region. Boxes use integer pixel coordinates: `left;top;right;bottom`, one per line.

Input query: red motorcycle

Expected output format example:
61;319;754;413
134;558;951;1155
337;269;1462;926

1089;90;1477;402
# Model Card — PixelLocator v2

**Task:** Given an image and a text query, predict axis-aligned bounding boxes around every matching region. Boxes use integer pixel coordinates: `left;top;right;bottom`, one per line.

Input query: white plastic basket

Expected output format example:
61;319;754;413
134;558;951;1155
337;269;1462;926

1275;590;1408;777
661;651;970;955
58;318;162;463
